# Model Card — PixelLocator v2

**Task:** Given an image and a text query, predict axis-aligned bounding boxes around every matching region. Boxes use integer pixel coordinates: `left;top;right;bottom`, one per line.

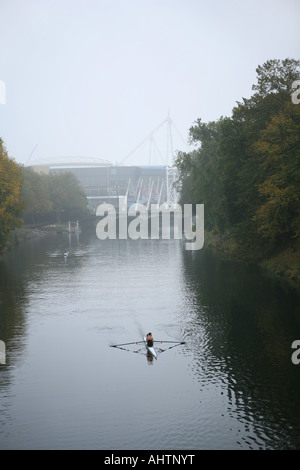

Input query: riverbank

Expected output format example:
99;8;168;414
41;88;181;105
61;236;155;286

204;231;300;291
0;222;83;257
260;244;300;289
0;227;49;257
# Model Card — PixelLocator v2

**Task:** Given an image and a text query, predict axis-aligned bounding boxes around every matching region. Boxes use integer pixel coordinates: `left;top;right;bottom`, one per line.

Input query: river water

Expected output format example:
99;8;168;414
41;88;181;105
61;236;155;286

0;229;300;450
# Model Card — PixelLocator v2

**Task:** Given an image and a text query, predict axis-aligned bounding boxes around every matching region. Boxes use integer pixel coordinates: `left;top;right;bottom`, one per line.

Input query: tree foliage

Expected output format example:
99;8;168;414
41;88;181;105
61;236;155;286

0;141;88;250
21;167;52;224
253;101;300;243
0;139;24;249
175;58;300;260
21;168;88;225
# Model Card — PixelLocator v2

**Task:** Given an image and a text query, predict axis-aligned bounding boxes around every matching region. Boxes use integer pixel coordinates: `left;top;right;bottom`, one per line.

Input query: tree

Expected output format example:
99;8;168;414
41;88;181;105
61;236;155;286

253;101;300;245
48;172;88;223
216;59;300;257
174;119;226;230
174;149;195;205
21;167;52;224
175;58;300;260
252;58;300;98
21;169;88;224
0;139;24;249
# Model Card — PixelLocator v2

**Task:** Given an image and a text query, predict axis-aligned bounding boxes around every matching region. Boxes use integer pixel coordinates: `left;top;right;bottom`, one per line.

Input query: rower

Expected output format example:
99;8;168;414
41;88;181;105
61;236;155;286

146;332;154;347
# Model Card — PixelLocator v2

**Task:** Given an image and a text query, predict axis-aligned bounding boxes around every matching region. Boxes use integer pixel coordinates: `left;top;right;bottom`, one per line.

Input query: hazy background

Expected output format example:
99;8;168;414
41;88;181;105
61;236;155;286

0;0;299;166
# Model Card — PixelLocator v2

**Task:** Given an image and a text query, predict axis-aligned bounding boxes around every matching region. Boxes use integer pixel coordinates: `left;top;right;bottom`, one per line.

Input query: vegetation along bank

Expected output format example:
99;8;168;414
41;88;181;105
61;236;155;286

174;58;300;289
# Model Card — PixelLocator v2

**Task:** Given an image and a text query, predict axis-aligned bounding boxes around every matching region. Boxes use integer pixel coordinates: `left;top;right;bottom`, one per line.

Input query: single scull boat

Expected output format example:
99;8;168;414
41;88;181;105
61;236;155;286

144;336;157;359
111;338;185;358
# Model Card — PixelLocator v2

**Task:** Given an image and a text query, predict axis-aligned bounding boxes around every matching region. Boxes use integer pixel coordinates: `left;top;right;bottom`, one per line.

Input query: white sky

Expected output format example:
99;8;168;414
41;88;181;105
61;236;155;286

0;0;299;166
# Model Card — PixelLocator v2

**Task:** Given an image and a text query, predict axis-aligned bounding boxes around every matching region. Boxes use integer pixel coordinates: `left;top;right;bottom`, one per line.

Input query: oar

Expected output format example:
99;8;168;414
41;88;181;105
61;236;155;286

111;341;145;348
154;341;186;344
158;342;186;353
111;340;185;347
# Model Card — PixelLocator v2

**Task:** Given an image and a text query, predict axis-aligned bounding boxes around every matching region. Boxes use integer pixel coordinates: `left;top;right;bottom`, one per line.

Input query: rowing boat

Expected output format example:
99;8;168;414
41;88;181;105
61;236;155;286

144;336;157;359
111;338;185;358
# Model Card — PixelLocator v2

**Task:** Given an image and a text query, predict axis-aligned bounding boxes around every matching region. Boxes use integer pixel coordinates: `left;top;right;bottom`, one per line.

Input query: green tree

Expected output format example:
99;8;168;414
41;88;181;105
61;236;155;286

174;149;195;205
220;59;300;256
253;101;300;245
48;172;88;223
21;167;52;224
0;139;24;249
252;58;300;98
21;169;88;225
175;58;300;259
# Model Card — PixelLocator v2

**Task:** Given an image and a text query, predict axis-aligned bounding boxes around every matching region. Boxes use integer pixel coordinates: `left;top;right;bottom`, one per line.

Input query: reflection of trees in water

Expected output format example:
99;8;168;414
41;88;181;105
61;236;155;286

181;248;300;449
0;256;27;348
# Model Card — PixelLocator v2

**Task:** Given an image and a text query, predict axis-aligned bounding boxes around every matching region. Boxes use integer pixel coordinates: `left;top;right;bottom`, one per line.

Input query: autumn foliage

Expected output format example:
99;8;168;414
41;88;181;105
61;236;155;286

0;139;88;252
253;101;300;242
175;59;300;260
0;139;24;250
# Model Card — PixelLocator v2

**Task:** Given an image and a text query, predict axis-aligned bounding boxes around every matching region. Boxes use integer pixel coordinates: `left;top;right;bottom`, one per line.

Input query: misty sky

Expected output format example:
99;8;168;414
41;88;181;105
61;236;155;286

0;0;299;167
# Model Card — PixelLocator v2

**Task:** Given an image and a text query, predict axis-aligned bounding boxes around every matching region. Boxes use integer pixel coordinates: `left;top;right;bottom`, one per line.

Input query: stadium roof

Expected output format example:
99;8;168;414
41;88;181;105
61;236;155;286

26;155;114;167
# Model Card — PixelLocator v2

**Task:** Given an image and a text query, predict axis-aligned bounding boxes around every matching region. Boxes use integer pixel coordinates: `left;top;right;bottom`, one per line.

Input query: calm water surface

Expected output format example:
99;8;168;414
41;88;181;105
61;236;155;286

0;230;300;450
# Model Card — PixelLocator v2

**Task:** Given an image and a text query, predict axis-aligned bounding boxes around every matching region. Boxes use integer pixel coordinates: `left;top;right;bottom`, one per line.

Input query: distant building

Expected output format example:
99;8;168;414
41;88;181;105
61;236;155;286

28;157;177;212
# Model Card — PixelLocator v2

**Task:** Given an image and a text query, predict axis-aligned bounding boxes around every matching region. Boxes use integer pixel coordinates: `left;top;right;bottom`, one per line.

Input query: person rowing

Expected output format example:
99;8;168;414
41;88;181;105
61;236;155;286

146;332;154;347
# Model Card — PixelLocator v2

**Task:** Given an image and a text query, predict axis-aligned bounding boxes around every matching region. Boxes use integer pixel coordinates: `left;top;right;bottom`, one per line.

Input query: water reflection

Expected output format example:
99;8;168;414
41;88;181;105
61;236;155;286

181;248;300;449
0;232;300;449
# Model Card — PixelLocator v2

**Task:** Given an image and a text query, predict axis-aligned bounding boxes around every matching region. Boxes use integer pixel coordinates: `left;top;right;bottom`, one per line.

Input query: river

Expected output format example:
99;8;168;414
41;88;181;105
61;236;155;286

0;229;300;450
